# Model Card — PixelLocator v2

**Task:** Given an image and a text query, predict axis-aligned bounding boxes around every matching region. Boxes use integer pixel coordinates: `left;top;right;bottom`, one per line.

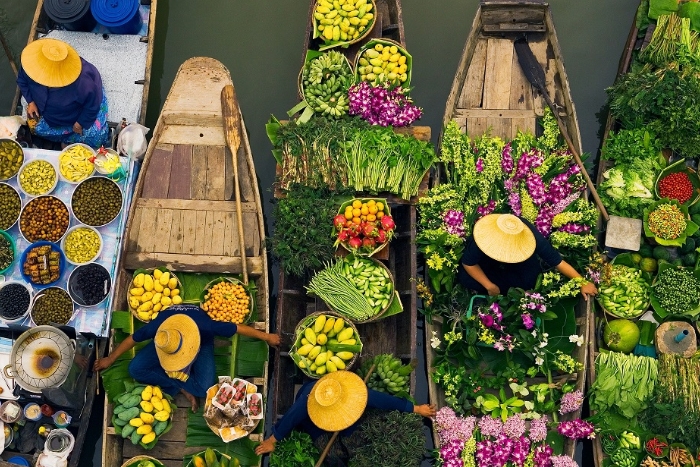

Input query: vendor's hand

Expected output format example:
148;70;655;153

414;403;437;418
93;356;114;372
255;436;277;455
73;122;83;134
265;333;281;348
580;282;598;301
27;102;39;119
485;283;501;296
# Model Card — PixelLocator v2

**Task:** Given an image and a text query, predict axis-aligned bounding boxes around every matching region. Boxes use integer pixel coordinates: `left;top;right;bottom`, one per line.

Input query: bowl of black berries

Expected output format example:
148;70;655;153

0;281;32;323
67;263;112;307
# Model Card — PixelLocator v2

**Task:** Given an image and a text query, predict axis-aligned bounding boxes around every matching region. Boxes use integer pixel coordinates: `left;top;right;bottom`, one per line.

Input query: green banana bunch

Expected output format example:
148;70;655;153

302;51;352;118
357;354;414;396
618;431;640;450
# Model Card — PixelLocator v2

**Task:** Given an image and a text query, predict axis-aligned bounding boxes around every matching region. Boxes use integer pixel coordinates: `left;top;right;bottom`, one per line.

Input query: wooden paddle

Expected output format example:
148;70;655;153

514;36;609;221
221;84;248;284
0;29;17;76
314;364;377;467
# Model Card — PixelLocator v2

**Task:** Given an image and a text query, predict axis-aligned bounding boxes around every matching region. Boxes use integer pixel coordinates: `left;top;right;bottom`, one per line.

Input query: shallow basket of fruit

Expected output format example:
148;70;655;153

289;312;362;379
0;138;24;181
128;268;182;322
297;50;354;121
199;277;255;325
643;198;699;247
335;198;394;257
120;456;165;467
654;159;700;206
312;0;377;51
650;262;700;319
58;143;95;184
597;258;651;319
186;448;238;467
354;38;412;88
111;384;175;450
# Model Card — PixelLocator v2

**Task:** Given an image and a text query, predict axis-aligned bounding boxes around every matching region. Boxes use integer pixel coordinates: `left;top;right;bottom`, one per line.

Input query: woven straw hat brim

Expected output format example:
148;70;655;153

21;38;82;88
308;371;368;432
155;314;200;372
473;214;536;264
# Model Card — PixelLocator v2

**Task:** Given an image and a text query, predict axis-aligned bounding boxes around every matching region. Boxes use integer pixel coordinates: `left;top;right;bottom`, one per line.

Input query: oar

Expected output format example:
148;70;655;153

314;364;377;467
514;36;609;221
0;29;17;76
221;84;248;284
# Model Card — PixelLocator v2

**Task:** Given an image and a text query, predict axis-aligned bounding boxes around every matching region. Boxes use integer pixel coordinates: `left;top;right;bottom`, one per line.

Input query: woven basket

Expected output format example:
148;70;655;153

127;267;182;323
313;0;377;52
297;51;354;107
121;456;165;467
336;198;392;258
290;311;362;379
353;38;413;88
199;277;255;325
202;382;260;442
185;450;232;467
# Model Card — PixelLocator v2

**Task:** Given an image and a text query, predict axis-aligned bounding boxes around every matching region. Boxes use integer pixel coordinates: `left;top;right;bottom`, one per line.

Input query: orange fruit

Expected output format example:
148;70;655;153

367;199;376;206
367;214;376;222
352;200;362;209
376;202;384;211
352;208;361;217
377;211;384;219
368;205;378;214
361;206;369;216
352;217;361;224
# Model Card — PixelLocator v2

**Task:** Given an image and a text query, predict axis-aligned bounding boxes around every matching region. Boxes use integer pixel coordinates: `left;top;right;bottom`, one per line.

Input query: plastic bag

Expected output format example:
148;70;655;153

116;123;150;160
0;116;25;139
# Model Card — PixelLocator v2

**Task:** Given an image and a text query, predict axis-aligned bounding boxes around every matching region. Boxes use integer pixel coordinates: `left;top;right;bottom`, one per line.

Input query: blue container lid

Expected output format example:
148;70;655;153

90;0;139;28
7;456;30;467
43;0;91;23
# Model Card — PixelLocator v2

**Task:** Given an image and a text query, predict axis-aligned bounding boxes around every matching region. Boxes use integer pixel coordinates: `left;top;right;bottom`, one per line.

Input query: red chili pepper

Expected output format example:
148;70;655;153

645;437;668;456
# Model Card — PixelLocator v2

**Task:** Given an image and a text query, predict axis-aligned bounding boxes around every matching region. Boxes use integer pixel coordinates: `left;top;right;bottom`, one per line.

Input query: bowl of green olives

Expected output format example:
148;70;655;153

0;139;24;181
70;176;123;227
30;287;75;326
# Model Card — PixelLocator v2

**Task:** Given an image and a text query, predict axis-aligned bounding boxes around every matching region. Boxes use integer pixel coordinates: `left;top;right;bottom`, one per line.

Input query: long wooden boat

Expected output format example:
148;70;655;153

102;57;269;467
425;0;589;459
1;2;157;467
272;0;429;435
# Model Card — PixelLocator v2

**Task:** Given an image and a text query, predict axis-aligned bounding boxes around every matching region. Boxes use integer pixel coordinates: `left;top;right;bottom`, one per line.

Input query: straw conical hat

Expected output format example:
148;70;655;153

473;214;536;263
154;314;200;372
308;371;368;432
21;38;81;88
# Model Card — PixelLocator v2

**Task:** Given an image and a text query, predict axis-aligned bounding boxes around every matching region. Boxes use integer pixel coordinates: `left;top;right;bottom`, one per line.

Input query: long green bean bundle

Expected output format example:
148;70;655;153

306;260;375;321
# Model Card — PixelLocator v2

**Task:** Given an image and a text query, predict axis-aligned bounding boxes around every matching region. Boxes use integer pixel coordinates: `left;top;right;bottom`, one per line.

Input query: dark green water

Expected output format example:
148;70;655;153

0;0;639;465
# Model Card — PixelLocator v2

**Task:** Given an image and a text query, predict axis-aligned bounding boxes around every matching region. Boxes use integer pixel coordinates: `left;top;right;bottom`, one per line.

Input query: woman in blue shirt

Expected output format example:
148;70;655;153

17;38;109;148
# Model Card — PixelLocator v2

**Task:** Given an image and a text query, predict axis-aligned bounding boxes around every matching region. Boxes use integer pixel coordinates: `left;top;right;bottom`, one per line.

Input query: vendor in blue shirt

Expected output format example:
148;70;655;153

17;38;109;148
458;214;597;298
94;304;280;412
255;370;436;456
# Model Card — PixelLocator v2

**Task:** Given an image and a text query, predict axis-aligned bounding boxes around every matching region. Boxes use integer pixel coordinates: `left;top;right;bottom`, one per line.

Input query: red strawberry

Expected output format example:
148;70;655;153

380;215;395;231
334;215;347;231
376;229;387;244
362;222;378;238
348;237;362;249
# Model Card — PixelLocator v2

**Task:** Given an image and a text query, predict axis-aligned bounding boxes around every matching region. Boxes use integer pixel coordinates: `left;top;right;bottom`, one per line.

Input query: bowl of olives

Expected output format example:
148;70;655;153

0;281;32;323
0;183;21;231
0;139;24;181
71;176;123;227
30;287;75;326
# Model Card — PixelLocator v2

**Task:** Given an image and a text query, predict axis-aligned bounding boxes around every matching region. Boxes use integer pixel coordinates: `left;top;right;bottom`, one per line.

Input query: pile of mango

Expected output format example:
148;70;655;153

191;448;240;467
357;42;409;86
128;269;182;322
290;314;362;378
313;0;374;47
112;385;173;448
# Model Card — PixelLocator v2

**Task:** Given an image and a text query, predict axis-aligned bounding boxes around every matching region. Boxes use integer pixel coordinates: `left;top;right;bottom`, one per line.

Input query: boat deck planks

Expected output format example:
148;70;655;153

428;0;588;459
104;57;270;467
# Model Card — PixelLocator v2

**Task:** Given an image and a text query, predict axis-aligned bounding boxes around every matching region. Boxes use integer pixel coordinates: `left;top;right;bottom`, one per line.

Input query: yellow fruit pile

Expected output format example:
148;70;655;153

314;0;374;44
291;315;362;377
128;269;182;322
201;281;251;324
357;42;409;86
344;198;386;225
113;384;172;446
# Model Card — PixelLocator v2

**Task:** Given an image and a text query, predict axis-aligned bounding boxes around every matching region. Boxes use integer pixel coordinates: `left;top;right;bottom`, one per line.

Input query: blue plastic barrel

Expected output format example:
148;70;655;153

91;0;142;35
43;0;96;32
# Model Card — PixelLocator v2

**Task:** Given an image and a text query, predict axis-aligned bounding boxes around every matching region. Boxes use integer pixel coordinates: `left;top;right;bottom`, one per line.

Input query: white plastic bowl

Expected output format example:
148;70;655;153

58;143;96;184
17;159;58;198
60;225;103;266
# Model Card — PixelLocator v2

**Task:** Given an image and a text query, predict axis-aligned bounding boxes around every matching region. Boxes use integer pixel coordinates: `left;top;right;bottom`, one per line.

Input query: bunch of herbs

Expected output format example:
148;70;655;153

268;183;350;279
269;430;319;467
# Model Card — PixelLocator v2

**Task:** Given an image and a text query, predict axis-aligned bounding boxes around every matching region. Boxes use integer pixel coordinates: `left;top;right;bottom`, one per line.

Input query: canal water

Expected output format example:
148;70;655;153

0;0;639;465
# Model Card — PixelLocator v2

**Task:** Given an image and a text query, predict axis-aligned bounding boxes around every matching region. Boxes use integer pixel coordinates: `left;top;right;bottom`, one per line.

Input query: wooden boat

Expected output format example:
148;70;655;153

102;57;269;467
272;0;431;434
425;0;589;458
1;2;157;467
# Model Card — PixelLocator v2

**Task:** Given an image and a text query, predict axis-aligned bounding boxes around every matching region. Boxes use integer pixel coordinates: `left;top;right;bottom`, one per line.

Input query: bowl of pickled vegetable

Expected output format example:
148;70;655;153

61;225;103;265
18;159;58;197
0;183;21;231
30;287;75;326
58;143;95;183
0;139;24;181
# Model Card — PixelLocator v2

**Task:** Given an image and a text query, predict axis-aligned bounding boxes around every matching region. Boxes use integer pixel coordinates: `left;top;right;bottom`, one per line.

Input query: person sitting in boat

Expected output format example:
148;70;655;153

458;213;597;299
255;370;436;456
16;38;109;148
93;304;280;412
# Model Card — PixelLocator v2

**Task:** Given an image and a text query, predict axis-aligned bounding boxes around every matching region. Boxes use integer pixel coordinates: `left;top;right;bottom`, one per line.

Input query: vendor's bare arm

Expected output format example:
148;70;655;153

463;264;500;296
555;260;598;299
236;324;281;347
93;335;136;370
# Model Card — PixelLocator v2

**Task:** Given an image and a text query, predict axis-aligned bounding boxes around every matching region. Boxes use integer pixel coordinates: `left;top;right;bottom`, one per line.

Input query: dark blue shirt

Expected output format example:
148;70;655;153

132;304;238;345
458;217;562;293
17;58;103;129
271;380;414;442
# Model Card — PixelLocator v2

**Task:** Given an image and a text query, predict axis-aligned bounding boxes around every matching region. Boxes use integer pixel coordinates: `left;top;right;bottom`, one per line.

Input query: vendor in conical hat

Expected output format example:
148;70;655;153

94;304;280;412
458;214;597;298
255;370;436;456
16;38;109;148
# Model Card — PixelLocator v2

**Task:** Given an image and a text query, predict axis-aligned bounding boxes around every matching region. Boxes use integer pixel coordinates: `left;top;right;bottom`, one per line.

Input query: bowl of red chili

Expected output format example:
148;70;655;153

655;159;700;206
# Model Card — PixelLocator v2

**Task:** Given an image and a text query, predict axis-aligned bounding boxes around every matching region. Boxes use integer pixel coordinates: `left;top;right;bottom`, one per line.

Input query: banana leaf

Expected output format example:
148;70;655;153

235;336;268;378
679;1;700;32
185;410;260;466
648;0;679;19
